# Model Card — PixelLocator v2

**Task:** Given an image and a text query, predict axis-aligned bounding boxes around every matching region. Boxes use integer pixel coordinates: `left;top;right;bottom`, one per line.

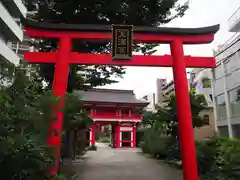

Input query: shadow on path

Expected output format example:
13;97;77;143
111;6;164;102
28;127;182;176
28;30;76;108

78;143;182;180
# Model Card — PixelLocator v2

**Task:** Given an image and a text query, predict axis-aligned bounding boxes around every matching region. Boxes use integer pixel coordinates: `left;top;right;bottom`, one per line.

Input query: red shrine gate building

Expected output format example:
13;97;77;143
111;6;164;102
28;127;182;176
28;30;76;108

79;88;148;148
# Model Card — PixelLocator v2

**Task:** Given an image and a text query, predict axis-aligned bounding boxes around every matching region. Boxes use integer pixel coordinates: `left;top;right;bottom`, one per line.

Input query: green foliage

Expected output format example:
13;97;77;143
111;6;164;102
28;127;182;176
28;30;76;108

136;130;144;147
0;59;15;86
0;69;53;179
196;138;218;175
0;67;91;179
197;137;240;180
142;90;208;138
141;90;209;162
60;93;92;160
62;93;92;132
140;123;174;159
23;0;188;92
57;173;70;180
202;78;212;88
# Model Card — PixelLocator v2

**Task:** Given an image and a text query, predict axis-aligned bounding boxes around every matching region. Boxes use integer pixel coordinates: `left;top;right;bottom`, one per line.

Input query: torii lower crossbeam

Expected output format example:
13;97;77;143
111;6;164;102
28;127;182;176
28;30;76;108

24;52;216;68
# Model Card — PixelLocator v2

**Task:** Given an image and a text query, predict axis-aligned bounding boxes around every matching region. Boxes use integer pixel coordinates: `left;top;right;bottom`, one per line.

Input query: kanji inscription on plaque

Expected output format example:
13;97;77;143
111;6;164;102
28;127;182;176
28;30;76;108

112;24;133;60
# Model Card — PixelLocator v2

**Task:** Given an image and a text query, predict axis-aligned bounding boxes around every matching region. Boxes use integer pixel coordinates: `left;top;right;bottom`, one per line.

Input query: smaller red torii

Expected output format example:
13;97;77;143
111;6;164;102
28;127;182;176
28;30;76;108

23;19;219;180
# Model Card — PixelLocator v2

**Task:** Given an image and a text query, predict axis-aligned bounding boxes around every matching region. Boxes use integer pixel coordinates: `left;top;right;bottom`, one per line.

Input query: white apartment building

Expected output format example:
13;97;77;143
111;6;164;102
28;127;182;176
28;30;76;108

141;93;156;112
212;6;240;138
155;71;215;140
190;68;216;140
0;0;27;66
190;68;213;107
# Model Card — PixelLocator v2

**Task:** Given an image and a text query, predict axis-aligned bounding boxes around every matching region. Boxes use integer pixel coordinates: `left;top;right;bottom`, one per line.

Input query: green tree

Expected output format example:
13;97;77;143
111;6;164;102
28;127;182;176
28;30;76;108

142;89;208;138
196;137;240;180
0;59;15;86
0;69;53;179
23;0;188;92
0;67;90;178
141;89;209;160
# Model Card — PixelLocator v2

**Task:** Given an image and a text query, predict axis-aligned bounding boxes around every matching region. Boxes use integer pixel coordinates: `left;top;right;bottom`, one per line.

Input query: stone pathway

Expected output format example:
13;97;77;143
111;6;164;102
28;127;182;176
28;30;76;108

78;143;182;180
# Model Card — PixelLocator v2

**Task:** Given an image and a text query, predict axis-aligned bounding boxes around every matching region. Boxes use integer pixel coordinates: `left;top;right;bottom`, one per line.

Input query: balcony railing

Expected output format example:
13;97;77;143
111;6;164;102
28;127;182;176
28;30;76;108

89;112;142;120
215;33;240;55
229;6;240;32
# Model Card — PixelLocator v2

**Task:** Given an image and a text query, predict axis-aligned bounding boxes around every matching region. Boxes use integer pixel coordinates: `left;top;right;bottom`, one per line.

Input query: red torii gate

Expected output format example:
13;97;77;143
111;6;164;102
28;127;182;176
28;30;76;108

24;19;219;180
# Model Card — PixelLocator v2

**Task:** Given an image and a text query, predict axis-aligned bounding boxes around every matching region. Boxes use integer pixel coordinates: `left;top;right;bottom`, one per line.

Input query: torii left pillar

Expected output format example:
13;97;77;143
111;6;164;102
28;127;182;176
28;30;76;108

47;37;71;175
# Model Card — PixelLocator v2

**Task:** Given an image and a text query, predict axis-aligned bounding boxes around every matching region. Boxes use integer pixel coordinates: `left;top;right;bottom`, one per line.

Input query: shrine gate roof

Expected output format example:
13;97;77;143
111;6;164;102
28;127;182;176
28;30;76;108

76;88;149;105
25;19;219;36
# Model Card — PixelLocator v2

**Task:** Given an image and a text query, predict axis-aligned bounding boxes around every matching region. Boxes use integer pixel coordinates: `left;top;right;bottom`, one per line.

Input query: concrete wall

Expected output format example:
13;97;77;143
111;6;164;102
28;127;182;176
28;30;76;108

194;109;215;140
213;34;240;138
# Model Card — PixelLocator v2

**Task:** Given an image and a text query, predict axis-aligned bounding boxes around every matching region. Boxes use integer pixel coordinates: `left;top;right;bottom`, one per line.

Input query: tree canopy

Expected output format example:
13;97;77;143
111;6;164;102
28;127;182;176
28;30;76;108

23;0;188;92
142;89;209;137
0;66;91;178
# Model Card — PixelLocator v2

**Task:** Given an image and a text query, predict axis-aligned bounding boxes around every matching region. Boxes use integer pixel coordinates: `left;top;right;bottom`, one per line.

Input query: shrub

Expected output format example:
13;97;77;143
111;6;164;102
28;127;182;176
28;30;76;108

196;137;218;175
0;136;52;180
57;173;69;180
136;130;144;147
167;142;181;161
140;127;174;159
0;71;54;179
197;136;240;180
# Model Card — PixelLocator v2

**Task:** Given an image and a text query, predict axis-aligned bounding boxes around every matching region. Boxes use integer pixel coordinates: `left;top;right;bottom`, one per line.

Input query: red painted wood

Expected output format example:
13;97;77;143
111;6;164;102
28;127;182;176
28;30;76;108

24;52;57;63
132;124;137;148
89;113;141;120
25;26;214;44
171;40;198;180
90;115;141;121
69;53;216;68
120;140;133;143
49;37;71;174
46;136;61;146
91;124;96;145
24;52;216;68
83;101;148;107
116;123;121;148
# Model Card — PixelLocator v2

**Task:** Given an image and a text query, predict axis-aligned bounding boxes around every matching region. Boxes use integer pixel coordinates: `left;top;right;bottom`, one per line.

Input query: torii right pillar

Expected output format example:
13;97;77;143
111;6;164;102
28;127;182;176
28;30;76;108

171;40;198;180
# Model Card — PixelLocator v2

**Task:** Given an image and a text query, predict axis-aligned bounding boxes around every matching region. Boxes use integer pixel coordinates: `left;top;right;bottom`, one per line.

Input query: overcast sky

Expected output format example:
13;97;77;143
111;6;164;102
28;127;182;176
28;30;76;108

102;0;240;98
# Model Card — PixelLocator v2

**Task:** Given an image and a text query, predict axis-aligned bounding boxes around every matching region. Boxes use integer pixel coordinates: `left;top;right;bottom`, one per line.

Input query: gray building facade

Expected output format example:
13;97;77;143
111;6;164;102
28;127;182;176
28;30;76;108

213;34;240;138
213;5;240;138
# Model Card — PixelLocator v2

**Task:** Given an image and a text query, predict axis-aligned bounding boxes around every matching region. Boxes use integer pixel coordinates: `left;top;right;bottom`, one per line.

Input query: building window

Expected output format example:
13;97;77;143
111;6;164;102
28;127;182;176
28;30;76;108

216;94;227;120
203;114;210;125
202;78;211;88
229;87;240;117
